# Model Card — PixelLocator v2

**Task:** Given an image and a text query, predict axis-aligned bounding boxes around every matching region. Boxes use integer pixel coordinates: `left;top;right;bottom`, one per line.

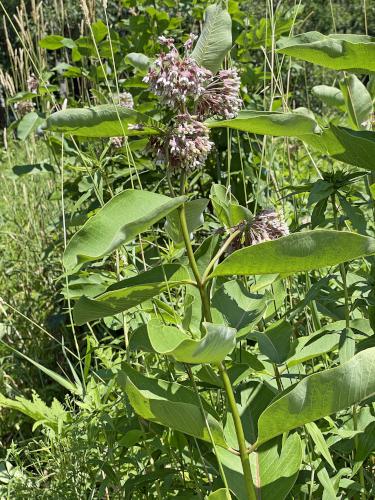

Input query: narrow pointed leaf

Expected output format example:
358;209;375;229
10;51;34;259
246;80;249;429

191;4;232;73
257;347;375;445
73;264;190;325
63;190;186;271
46;104;162;137
210;231;375;277
277;32;375;72
117;365;227;447
147;320;236;364
206;110;320;136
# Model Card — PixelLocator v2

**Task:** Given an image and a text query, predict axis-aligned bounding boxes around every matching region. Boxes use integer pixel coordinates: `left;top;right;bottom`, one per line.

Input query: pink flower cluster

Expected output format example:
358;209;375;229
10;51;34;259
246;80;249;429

150;114;213;171
143;35;242;170
197;69;242;119
143;35;211;108
229;210;289;252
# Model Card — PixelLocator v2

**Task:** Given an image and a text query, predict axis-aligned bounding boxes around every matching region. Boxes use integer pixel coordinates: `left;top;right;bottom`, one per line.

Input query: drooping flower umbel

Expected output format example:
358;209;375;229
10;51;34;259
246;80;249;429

143;34;242;171
150;114;213;172
228;209;289;252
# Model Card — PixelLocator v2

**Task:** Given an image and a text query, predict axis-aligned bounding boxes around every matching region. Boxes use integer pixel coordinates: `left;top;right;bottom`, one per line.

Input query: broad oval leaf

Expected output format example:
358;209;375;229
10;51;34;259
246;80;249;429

147;320;236;364
210;230;375;277
191;4;232;73
46;104;162;137
206;110;321;136
117;365;227;447
277;31;375;72
63;190;186;271
73;264;190;325
257;347;375;445
218;433;302;500
312;85;345;110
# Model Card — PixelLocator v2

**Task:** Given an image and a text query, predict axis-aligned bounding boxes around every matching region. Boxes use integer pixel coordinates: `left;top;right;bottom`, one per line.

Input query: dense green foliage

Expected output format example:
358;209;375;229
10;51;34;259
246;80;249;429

1;1;375;499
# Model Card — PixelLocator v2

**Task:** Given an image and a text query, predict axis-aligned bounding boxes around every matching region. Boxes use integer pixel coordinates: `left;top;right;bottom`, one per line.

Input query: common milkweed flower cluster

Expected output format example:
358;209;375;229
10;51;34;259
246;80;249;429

229;209;289;252
143;34;242;171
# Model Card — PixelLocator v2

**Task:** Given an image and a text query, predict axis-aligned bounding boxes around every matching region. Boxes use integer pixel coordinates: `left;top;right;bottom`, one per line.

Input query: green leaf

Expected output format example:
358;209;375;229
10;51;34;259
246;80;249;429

286;329;341;367
340;74;373;130
249;320;292;364
125;52;150;71
208;489;231;499
211;280;268;338
306;422;336;470
46;104;162;137
312;85;345;111
191;3;232;73
165;199;208;246
146;320;236;364
17;111;44;141
206;110;321;136
257;347;375;445
39;34;64;49
218;433;302;500
303;125;375;171
210;230;375;277
73;264;190;325
117;365;227;447
91;20;107;43
277;32;375;72
63;190;186;271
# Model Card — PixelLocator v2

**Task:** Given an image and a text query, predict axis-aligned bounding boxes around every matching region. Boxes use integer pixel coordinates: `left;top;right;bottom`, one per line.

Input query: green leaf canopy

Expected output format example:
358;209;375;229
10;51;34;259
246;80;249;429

277;32;375;72
257;347;375;445
211;230;375;277
63;190;186;271
73;264;190;325
46;104;162;137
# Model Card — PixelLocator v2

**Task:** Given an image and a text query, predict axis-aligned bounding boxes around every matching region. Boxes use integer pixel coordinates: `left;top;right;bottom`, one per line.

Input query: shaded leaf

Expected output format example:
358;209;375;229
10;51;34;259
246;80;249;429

117;365;227;447
73;264;190;325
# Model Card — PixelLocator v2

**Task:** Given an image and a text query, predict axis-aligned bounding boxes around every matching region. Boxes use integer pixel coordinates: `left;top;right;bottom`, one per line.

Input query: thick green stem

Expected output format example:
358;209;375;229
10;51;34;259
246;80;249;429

178;203;257;500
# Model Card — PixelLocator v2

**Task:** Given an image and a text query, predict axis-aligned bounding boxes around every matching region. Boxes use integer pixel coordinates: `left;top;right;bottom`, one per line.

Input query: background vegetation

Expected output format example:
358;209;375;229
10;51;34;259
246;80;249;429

0;0;374;498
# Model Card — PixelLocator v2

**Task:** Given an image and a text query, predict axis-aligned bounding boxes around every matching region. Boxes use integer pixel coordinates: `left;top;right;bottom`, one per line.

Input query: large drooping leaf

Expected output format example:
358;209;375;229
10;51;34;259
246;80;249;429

210;230;375;277
257;347;375;445
117;365;227;447
277;32;375;72
191;4;232;73
302;125;375;171
63;190;186;271
340;74;373;130
218;434;302;500
46;104;162;137
146;320;236;364
211;280;268;338
312;85;345;111
206;110;320;136
73;264;190;325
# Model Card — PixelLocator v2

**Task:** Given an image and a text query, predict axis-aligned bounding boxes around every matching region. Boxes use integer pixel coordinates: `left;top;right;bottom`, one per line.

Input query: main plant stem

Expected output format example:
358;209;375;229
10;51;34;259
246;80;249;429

178;203;257;500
